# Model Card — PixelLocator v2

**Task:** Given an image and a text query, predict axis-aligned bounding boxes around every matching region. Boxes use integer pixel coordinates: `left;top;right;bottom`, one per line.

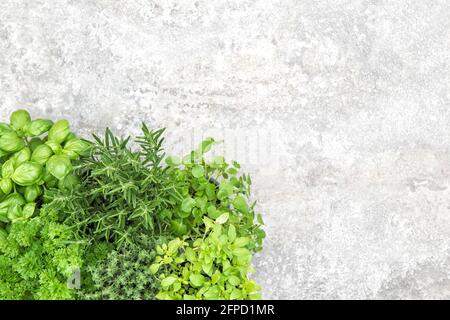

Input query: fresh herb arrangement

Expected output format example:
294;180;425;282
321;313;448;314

0;109;265;300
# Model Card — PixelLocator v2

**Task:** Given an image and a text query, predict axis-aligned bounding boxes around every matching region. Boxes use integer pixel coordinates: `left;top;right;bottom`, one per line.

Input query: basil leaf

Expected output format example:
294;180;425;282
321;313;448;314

48;119;70;144
11;147;31;166
0;208;8;223
10;109;31;130
0;132;25;152
46;155;72;180
31;144;54;165
45;141;63;155
63;138;90;156
11;162;43;186
24;185;41;202
0;149;8;159
0;228;7;243
22;202;36;219
26;119;53;136
0;178;13;195
7;203;22;221
28;137;44;152
0;193;26;208
2;160;15;178
0;123;13;135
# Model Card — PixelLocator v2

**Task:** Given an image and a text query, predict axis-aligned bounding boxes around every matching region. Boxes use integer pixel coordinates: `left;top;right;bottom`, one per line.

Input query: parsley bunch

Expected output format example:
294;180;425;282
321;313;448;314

0;213;83;300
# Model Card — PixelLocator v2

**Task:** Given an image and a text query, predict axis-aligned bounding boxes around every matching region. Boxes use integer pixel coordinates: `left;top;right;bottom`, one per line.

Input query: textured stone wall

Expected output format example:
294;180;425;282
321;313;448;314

1;0;450;299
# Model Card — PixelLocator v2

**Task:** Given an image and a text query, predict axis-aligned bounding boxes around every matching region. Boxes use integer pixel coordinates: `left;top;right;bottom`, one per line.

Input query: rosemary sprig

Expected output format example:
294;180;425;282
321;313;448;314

45;124;177;247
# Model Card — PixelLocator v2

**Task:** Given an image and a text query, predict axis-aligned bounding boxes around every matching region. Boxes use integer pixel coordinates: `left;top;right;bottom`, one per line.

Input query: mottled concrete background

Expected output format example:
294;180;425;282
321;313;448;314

1;0;450;299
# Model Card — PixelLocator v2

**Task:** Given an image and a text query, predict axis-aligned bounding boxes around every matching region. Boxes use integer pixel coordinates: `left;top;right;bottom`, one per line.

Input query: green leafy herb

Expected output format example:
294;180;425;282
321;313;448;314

150;137;265;300
0;110;85;227
0;214;83;300
79;235;161;300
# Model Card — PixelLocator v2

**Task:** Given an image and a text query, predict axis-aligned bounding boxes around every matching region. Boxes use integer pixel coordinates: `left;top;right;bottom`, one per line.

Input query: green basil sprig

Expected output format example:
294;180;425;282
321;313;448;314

0;109;89;224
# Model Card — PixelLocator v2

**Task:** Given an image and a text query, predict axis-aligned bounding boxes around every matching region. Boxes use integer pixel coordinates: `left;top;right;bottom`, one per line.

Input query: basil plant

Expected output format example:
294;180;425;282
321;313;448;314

0;109;89;225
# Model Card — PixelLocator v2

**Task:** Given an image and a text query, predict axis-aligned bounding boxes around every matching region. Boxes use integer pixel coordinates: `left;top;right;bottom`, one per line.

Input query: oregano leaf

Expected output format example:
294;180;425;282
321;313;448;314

215;212;229;225
192;165;204;178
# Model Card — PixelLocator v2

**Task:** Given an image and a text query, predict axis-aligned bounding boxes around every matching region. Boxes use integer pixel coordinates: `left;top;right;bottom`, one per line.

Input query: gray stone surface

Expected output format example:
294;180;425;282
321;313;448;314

1;0;450;299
